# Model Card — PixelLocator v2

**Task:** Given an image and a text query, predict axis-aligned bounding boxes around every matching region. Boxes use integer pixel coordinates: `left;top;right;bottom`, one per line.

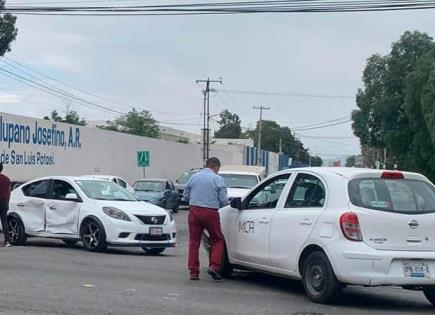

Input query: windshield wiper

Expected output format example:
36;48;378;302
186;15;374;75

228;186;251;189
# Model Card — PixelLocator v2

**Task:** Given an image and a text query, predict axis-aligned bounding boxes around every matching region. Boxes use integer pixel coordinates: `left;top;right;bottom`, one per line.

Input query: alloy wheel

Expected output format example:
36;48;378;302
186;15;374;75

82;222;101;250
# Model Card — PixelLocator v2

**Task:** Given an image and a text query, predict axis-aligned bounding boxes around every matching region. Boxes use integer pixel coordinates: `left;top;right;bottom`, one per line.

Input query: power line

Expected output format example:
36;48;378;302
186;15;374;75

218;89;354;100
292;119;352;131
5;0;435;16
290;115;351;129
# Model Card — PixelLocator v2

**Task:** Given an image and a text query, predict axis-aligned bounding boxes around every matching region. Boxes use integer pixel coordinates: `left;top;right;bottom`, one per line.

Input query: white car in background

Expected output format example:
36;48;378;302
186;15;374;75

82;175;135;194
219;165;266;200
205;167;435;305
8;177;176;254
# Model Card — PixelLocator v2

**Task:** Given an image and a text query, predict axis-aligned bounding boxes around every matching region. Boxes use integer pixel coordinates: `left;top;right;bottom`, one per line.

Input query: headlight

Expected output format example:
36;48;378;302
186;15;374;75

103;207;131;221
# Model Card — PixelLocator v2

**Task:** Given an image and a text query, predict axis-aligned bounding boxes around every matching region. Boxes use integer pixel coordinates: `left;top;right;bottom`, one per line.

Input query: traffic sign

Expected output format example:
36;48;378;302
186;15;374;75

137;151;150;167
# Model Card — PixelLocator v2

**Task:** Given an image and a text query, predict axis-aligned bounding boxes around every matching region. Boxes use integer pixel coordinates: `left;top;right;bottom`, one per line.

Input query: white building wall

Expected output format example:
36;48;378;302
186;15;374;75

0;113;243;184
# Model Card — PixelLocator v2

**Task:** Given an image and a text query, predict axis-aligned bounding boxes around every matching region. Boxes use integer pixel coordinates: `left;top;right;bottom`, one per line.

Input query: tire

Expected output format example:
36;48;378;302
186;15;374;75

219;247;233;278
302;251;341;304
62;239;79;246
172;200;180;213
142;247;165;255
80;218;107;252
7;215;27;245
423;287;435;306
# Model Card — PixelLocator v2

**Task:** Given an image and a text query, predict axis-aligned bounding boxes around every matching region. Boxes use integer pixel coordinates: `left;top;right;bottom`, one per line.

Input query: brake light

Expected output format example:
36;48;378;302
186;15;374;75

381;171;404;179
340;212;363;242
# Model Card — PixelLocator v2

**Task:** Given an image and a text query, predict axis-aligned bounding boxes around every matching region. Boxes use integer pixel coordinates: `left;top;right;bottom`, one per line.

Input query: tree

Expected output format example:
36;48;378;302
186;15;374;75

101;109;159;138
0;1;18;57
345;155;356;167
44;110;86;126
310;156;323;167
352;31;435;181
244;120;311;164
214;110;242;139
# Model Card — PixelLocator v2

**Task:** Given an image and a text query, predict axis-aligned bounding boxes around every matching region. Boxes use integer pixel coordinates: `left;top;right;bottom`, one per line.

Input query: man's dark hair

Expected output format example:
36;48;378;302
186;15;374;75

0;163;3;173
206;157;221;168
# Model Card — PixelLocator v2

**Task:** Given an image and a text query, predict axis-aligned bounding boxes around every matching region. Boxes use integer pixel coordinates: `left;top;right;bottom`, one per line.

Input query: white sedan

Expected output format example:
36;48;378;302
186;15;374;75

8;176;177;254
207;167;435;305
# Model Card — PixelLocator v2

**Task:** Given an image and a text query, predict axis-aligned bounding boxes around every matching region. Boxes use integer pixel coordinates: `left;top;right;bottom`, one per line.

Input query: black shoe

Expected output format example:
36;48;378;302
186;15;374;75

207;268;222;281
190;274;200;281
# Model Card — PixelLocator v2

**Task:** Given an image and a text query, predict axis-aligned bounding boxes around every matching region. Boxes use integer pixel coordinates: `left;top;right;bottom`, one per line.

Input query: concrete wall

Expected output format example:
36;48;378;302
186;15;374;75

0;112;243;184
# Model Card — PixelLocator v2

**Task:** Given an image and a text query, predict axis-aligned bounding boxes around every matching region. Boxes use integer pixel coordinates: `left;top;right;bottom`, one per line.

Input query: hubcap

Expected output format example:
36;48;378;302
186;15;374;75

83;223;100;248
8;219;19;242
307;262;327;295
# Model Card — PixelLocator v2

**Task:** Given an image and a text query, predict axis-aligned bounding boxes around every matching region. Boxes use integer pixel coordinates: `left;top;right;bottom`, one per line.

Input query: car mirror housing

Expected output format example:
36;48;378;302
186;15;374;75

65;193;80;202
230;197;242;210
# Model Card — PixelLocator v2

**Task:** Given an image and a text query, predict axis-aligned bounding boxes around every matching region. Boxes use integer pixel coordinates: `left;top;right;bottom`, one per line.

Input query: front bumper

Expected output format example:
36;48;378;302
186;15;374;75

326;240;435;286
103;216;177;248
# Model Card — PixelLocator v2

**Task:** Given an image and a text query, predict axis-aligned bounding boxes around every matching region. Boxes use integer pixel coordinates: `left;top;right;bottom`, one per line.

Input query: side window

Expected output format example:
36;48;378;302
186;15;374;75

51;180;78;200
118;179;127;189
285;173;326;208
165;182;172;191
245;174;291;210
169;181;175;191
22;180;51;198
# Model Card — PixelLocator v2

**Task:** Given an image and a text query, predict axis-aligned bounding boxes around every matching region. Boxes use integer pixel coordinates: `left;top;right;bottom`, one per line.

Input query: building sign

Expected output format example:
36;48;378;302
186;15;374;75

0;115;82;167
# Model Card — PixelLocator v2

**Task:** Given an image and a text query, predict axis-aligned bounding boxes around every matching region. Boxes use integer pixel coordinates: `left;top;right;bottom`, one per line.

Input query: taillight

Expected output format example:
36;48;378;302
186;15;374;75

381;171;404;179
340;212;363;242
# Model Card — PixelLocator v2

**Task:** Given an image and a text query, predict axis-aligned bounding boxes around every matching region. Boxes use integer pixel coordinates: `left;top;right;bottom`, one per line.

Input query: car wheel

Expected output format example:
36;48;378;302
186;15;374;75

142;247;165;255
81;219;107;252
62;239;79;246
7;215;27;245
302;251;340;304
423;287;435;306
219;246;233;278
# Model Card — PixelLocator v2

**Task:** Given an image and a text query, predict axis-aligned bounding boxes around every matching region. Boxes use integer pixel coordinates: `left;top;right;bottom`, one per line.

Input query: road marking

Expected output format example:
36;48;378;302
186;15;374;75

81;284;95;288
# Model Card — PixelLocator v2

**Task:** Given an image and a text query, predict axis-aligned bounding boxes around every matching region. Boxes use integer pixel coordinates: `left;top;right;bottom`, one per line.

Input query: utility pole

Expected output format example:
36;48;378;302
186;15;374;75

196;78;222;166
253;105;270;166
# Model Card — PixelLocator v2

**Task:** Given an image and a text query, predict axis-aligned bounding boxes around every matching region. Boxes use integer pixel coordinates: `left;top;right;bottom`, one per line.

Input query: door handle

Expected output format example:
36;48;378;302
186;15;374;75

300;219;313;226
259;218;270;224
49;206;57;210
17;203;25;207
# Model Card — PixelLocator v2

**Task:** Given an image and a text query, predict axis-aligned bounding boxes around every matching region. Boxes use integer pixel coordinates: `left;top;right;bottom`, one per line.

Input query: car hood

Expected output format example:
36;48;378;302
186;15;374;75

227;187;250;199
134;191;163;201
174;183;187;190
91;199;168;215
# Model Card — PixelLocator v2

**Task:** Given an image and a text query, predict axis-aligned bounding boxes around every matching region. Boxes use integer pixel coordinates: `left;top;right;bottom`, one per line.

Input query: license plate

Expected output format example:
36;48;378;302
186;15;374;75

403;262;431;278
149;227;163;236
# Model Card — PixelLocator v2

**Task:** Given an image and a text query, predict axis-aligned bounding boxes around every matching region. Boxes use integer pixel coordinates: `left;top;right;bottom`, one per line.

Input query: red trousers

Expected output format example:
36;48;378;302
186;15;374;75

188;206;225;275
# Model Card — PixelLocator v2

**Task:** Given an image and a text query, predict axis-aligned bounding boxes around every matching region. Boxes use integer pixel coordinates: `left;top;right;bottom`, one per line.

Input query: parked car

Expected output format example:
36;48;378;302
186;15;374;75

203;167;435;305
81;175;135;194
174;168;201;204
8;176;177;254
219;166;265;200
133;179;180;212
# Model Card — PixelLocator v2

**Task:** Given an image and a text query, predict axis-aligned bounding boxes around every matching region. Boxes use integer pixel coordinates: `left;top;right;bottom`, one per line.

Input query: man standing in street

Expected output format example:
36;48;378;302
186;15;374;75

0;163;11;247
184;157;228;281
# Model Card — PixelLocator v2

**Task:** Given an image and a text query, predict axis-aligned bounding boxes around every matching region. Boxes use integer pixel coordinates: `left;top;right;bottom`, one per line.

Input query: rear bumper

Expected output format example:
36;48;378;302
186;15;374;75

326;241;435;286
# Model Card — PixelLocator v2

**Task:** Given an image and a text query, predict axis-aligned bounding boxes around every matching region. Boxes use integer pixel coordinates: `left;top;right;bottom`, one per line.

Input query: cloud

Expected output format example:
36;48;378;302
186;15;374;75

0;92;20;104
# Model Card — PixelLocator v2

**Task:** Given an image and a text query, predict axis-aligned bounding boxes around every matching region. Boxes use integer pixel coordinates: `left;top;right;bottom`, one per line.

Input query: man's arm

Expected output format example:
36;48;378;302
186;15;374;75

217;177;229;208
183;178;192;203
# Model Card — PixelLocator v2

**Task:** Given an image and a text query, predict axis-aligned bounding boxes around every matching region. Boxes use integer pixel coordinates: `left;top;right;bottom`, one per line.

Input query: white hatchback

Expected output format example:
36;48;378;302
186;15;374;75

210;167;435;305
8;177;177;254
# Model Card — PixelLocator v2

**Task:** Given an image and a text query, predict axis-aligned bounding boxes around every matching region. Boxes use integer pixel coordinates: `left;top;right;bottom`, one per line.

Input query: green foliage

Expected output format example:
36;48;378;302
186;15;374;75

214;109;242;139
44;110;86;126
101;108;160;138
310;156;323;167
244;120;311;164
0;1;18;56
345;155;356;167
352;31;435;181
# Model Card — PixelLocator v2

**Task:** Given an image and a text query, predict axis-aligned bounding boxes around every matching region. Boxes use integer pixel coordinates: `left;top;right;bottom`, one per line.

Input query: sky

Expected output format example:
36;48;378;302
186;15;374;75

1;1;435;162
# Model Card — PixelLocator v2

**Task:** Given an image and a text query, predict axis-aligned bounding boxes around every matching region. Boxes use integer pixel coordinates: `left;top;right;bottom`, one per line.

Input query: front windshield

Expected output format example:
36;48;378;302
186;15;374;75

76;180;138;201
134;181;164;192
220;174;259;189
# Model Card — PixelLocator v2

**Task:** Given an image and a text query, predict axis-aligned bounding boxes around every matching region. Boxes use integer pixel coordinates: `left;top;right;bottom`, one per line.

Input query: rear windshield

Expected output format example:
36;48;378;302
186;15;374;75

349;178;435;214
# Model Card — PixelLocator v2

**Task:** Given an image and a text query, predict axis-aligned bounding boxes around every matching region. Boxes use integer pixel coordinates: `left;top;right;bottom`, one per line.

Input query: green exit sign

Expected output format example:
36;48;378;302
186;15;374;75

137;151;150;167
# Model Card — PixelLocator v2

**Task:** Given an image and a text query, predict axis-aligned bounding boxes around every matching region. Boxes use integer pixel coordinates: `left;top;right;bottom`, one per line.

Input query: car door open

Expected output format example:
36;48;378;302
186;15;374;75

230;174;291;268
45;180;81;235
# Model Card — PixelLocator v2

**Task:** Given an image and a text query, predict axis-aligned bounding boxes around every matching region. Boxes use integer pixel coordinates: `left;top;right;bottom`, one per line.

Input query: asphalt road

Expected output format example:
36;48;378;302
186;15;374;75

0;209;433;315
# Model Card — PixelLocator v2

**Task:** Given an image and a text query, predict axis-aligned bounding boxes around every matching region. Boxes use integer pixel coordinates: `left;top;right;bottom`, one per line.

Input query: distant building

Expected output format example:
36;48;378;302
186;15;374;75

159;126;201;144
355;154;365;168
212;138;254;147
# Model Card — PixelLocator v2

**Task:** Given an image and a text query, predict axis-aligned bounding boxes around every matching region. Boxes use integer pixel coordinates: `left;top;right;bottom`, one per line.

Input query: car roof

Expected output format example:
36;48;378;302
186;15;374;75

135;178;170;182
219;171;259;176
24;176;109;182
274;167;430;182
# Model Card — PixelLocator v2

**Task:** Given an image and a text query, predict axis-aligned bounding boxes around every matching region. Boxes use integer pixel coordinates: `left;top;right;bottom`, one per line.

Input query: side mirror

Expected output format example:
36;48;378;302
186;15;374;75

230;197;242;210
65;193;80;202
